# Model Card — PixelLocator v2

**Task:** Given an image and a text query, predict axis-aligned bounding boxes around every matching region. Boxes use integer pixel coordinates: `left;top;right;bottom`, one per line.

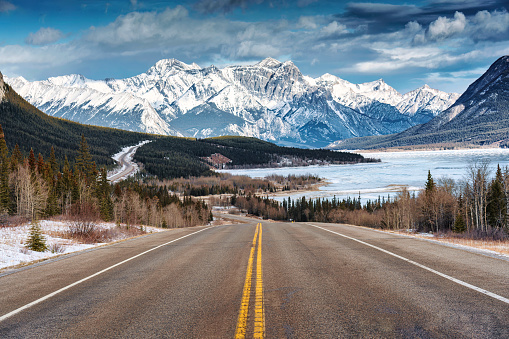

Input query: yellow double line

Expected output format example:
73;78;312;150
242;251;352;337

235;223;264;338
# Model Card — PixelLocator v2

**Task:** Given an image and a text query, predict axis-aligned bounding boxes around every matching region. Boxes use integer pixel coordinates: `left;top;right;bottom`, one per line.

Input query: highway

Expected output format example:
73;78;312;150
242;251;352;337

107;141;149;183
0;219;508;338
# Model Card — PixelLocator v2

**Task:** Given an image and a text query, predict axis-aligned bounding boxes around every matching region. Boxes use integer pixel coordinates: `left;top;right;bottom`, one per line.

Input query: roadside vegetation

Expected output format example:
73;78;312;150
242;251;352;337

146;173;322;197
0;125;212;254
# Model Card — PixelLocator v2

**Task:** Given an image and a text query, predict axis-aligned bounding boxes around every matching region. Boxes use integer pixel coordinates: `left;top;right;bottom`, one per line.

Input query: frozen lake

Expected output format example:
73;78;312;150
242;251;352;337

219;148;509;203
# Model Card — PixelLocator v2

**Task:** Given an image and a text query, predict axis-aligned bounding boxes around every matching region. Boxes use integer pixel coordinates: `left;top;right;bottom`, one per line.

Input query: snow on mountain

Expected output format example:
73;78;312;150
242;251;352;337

6;76;179;136
5;57;459;147
397;84;461;124
0;72;5;102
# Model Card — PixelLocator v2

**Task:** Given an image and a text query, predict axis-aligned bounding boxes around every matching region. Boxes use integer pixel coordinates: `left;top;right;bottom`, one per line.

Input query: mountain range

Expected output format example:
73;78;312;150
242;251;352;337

6;58;459;148
329;55;509;150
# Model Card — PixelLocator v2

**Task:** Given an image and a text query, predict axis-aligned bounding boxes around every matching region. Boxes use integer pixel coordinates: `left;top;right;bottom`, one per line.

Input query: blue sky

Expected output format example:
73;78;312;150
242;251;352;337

1;0;508;93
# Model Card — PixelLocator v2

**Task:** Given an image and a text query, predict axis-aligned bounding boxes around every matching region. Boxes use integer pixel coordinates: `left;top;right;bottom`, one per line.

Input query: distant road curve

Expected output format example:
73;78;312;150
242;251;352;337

107;140;151;183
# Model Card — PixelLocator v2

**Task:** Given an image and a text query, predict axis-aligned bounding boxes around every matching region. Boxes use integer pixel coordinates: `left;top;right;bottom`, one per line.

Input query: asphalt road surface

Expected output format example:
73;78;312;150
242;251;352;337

107;143;146;183
1;219;508;338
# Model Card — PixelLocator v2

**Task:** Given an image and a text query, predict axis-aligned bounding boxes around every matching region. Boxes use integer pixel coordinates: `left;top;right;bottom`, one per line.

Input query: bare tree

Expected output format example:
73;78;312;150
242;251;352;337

463;161;490;232
10;164;48;220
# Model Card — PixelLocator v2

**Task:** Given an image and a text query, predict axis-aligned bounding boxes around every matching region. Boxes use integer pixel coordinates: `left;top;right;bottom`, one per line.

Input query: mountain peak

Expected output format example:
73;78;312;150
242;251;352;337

317;73;340;83
149;58;201;76
456;55;509;105
46;74;87;87
256;57;282;68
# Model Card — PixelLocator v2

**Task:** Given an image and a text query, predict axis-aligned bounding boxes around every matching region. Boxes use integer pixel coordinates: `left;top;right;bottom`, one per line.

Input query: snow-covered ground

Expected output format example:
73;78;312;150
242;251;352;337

0;220;165;271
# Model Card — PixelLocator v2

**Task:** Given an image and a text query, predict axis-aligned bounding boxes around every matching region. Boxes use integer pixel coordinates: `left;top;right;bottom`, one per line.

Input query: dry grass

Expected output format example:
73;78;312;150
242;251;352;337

48;223;147;244
418;234;509;256
391;230;509;256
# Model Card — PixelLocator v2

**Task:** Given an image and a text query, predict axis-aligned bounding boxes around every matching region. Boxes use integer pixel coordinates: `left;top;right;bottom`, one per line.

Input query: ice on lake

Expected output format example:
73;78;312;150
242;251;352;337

219;148;509;203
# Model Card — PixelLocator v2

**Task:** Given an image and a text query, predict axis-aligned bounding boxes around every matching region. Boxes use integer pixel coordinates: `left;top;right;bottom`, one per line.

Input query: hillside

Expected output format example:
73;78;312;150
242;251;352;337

0;76;151;166
330;56;509;150
6;58;459;148
135;136;373;179
0;74;372;179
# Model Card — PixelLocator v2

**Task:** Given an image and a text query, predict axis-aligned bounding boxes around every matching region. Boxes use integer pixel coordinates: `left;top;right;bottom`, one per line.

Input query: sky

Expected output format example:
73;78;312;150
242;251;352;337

0;0;508;94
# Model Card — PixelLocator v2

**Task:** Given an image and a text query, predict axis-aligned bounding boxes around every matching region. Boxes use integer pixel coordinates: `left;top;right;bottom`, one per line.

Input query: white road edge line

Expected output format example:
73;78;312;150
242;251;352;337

0;226;215;322
306;223;509;305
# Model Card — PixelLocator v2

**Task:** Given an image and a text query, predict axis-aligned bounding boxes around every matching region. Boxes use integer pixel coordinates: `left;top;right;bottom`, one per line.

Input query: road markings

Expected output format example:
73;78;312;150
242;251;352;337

0;226;215;323
307;223;509;305
235;223;265;338
254;224;264;338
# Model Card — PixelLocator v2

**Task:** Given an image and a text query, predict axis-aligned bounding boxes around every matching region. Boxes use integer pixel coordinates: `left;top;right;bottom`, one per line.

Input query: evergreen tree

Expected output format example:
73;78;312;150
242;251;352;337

453;212;466;233
97;168;113;221
25;220;47;252
423;170;437;232
487;165;507;229
0;125;10;213
425;170;435;193
76;135;97;183
37;153;45;174
10;144;23;171
28;148;36;174
49;146;58;174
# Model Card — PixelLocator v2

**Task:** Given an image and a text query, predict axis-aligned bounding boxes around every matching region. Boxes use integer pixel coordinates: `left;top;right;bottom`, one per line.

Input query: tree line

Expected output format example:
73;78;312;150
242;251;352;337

232;163;509;239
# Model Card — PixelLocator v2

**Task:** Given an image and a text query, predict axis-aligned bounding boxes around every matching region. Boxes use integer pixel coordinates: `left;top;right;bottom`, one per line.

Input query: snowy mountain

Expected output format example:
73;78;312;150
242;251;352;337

329;55;509;149
5;58;459;147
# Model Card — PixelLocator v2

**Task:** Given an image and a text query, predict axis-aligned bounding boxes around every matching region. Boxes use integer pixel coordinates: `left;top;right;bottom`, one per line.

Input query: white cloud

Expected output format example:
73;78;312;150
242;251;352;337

25;27;65;46
470;10;509;40
297;16;318;30
0;44;85;69
427;11;466;40
321;21;347;36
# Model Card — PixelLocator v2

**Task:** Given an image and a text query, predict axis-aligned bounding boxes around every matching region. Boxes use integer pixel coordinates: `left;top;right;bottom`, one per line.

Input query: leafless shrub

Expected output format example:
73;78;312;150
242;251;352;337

0;215;28;228
49;242;65;254
66;202;101;243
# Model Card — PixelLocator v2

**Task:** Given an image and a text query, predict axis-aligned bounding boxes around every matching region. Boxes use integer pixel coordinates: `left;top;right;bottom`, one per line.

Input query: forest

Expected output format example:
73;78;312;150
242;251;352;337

0;125;211;230
232;164;509;239
134;136;377;179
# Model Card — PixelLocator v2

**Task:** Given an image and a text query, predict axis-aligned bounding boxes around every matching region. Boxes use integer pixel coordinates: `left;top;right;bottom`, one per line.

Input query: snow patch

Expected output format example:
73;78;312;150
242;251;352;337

0;220;165;271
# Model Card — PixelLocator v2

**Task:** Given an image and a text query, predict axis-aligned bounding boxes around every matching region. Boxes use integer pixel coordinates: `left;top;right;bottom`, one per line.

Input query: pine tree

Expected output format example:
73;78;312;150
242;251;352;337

423;170;437;232
0;125;10;214
37;153;45;174
425;170;435;193
49;146;58;174
487;165;507;229
76;135;96;183
453;212;466;233
25;220;47;252
10;144;22;171
97;168;113;221
28;148;36;174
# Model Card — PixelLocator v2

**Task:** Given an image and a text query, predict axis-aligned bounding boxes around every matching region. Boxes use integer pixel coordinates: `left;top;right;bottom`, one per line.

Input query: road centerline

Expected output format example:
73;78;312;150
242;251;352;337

306;223;509;305
254;224;264;338
0;226;215;323
235;223;265;339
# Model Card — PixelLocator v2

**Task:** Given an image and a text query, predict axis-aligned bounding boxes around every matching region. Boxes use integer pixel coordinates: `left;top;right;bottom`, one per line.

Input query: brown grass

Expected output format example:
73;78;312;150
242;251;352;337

391;230;509;256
